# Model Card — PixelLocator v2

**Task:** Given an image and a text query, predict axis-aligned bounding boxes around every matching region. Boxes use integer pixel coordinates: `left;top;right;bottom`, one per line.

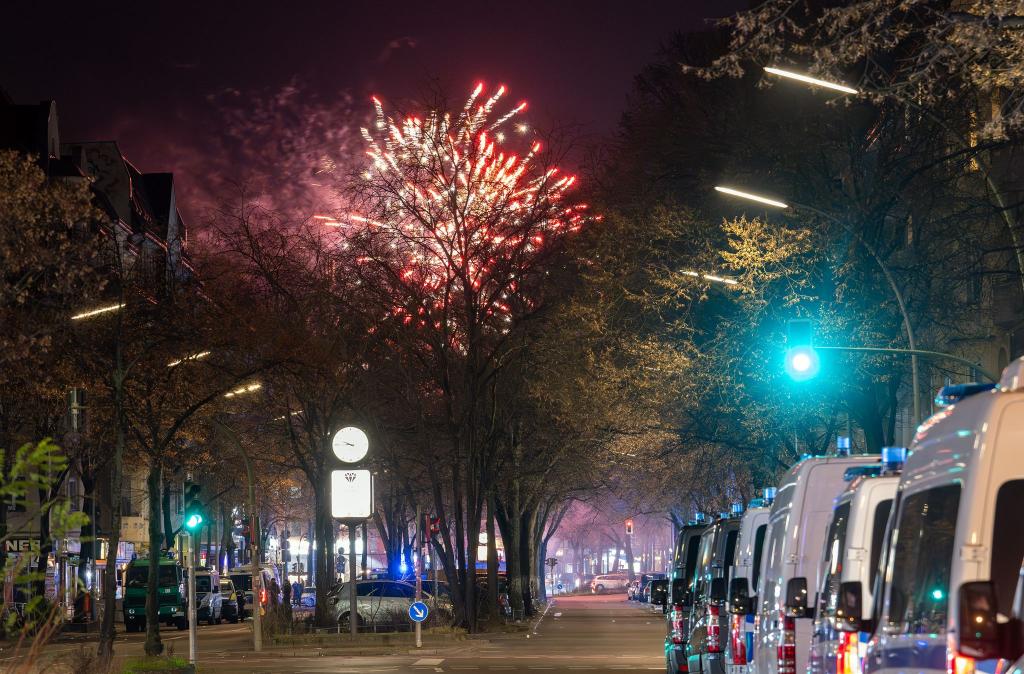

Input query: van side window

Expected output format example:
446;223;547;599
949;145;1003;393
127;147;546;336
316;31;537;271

684;534;702;587
762;521;787;611
751;524;768;593
990;480;1024;615
886;485;960;634
869;499;893;589
723;529;739;575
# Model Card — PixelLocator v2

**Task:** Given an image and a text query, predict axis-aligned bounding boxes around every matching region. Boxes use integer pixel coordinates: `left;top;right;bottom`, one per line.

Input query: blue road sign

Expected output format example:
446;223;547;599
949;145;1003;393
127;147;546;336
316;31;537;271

409;601;429;623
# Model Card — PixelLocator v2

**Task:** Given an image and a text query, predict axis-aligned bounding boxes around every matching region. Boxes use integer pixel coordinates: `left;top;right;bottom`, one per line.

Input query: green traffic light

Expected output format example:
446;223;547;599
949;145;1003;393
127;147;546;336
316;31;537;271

184;512;204;530
785;346;821;381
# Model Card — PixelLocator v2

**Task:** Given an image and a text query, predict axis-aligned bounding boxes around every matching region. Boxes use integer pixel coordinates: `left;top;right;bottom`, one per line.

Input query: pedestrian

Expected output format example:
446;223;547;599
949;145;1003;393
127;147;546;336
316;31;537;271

292;580;302;606
269;577;280;607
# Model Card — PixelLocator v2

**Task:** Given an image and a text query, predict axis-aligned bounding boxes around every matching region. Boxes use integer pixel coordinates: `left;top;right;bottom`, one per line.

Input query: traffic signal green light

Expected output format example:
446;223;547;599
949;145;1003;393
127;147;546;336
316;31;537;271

785;319;820;381
183;482;204;532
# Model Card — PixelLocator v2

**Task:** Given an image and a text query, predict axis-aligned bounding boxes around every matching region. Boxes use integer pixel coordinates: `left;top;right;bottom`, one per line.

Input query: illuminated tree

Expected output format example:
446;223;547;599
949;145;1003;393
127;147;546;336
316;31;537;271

336;84;588;628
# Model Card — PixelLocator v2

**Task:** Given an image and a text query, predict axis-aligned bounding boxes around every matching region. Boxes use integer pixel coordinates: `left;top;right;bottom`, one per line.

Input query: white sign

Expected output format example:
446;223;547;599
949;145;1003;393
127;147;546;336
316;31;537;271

332;427;369;463
331;469;373;519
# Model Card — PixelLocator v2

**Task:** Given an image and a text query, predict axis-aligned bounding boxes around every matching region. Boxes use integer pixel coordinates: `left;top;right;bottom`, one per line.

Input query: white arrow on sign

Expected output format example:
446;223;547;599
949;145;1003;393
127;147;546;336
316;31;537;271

412;605;426;619
409;600;429;622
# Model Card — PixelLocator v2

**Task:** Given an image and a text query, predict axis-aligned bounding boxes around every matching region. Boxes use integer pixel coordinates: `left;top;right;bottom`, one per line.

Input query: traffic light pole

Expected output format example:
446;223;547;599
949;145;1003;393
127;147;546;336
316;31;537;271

815;346;998;383
188;531;197;664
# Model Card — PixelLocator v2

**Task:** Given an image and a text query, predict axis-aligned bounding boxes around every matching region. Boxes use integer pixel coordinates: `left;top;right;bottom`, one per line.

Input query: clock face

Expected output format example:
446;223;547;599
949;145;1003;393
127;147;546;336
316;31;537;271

332;427;369;463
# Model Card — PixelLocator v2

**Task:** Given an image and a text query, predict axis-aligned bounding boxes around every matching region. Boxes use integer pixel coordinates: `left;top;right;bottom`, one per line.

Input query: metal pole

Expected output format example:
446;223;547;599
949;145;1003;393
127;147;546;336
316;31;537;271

188;531;197;664
348;525;358;637
415;505;422;649
813;346;999;382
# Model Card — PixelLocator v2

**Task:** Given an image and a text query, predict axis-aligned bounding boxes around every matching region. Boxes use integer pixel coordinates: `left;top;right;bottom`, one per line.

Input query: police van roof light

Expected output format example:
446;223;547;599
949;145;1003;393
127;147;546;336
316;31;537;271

763;487;777;503
730;502;743;516
934;383;996;407
881;446;907;474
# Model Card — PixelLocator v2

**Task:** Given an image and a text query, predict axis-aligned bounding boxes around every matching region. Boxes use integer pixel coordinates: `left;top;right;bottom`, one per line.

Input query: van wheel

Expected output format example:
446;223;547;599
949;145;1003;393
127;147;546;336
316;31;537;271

176;617;188;630
339;612;362;630
595;584;605;592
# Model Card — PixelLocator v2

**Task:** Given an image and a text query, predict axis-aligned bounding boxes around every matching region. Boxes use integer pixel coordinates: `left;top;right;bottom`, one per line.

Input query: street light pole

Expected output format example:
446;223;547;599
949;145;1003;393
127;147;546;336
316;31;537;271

715;186;922;423
188;531;197;665
815;346;997;383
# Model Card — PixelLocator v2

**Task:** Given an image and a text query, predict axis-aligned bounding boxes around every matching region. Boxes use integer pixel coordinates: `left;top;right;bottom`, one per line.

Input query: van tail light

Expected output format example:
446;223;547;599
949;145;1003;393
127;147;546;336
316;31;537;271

260;587;268;605
672;603;686;644
707;604;721;653
777;614;796;674
838;631;862;674
948;634;976;674
730;613;747;664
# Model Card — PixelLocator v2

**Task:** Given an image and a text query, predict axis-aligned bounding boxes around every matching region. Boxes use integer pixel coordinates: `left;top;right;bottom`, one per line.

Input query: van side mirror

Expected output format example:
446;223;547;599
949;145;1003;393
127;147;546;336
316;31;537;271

957;581;1023;661
729;578;750;614
672;579;692;606
709;578;727;604
785;577;814;619
836;581;871;632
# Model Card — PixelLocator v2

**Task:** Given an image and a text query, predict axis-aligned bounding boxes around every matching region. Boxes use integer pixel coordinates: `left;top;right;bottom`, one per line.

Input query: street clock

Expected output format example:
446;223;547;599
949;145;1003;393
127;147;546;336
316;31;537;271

331;426;369;463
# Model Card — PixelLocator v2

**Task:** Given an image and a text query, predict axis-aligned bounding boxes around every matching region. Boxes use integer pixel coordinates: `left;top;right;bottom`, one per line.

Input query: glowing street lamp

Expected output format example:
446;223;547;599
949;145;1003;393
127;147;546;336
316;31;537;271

680;270;739;287
763;67;859;95
70;303;125;320
714;186;788;209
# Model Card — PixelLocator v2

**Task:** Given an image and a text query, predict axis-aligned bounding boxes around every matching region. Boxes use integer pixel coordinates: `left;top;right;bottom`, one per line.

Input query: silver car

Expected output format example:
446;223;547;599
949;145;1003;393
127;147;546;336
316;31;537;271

330;580;450;628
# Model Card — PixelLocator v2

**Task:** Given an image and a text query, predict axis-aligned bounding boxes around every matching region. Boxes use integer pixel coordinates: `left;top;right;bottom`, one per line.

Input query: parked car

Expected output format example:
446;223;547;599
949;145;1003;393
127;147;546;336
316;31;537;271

330;579;451;628
220;578;240;623
686;506;745;674
753;453;875;674
590;574;629;593
667;516;710;674
863;361;1024;674
193;567;223;625
724;490;774;674
807;448;903;674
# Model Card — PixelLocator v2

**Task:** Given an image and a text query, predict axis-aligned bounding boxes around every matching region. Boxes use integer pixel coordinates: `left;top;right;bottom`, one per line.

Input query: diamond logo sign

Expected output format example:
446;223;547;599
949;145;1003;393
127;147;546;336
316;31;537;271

331;469;373;520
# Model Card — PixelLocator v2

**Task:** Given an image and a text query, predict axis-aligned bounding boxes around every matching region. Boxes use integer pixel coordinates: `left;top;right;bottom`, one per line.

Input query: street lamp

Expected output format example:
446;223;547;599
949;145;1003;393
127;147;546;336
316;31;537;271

715;184;922;423
680;270;740;287
763;67;859;94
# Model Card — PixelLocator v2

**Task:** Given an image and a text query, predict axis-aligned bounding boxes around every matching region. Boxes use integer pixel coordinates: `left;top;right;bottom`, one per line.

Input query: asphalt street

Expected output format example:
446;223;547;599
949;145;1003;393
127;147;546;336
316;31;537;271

7;593;668;673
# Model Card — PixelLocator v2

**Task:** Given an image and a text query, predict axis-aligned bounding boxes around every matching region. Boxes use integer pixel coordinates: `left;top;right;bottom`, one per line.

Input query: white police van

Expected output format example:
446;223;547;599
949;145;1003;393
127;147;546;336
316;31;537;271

863;357;1024;674
753;454;876;674
808;447;905;674
726;490;775;674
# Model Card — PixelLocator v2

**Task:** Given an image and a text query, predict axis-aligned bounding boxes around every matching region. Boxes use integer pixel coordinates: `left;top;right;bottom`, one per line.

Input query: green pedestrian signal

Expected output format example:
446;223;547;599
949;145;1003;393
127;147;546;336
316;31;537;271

785;319;820;381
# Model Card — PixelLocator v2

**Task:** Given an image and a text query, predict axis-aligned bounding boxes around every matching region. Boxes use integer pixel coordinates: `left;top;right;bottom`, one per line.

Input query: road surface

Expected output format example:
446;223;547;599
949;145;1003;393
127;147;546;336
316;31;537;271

10;593;668;672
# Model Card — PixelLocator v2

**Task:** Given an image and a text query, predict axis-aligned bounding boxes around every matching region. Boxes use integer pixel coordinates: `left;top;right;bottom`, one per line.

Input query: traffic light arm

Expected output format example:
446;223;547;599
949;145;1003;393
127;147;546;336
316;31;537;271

815;346;998;383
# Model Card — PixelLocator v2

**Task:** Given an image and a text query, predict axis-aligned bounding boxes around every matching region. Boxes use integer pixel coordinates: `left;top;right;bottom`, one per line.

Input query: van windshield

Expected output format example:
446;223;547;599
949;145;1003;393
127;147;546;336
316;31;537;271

990;480;1024;615
818;503;851;617
886;484;960;634
126;565;180;589
196;576;212;593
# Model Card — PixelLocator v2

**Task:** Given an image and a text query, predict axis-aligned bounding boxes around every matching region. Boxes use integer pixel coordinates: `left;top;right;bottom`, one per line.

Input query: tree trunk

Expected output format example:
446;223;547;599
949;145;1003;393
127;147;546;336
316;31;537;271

162;478;174;551
486;491;499;624
312;472;335;627
144;458;164;656
98;367;126;663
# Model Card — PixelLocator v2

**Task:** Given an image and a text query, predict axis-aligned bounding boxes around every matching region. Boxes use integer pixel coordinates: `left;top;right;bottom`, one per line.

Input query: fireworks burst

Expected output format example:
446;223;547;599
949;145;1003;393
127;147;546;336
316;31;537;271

335;84;588;342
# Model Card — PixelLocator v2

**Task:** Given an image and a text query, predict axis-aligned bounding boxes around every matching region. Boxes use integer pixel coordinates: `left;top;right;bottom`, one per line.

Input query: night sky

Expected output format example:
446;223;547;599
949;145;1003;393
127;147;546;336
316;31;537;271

2;1;743;222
